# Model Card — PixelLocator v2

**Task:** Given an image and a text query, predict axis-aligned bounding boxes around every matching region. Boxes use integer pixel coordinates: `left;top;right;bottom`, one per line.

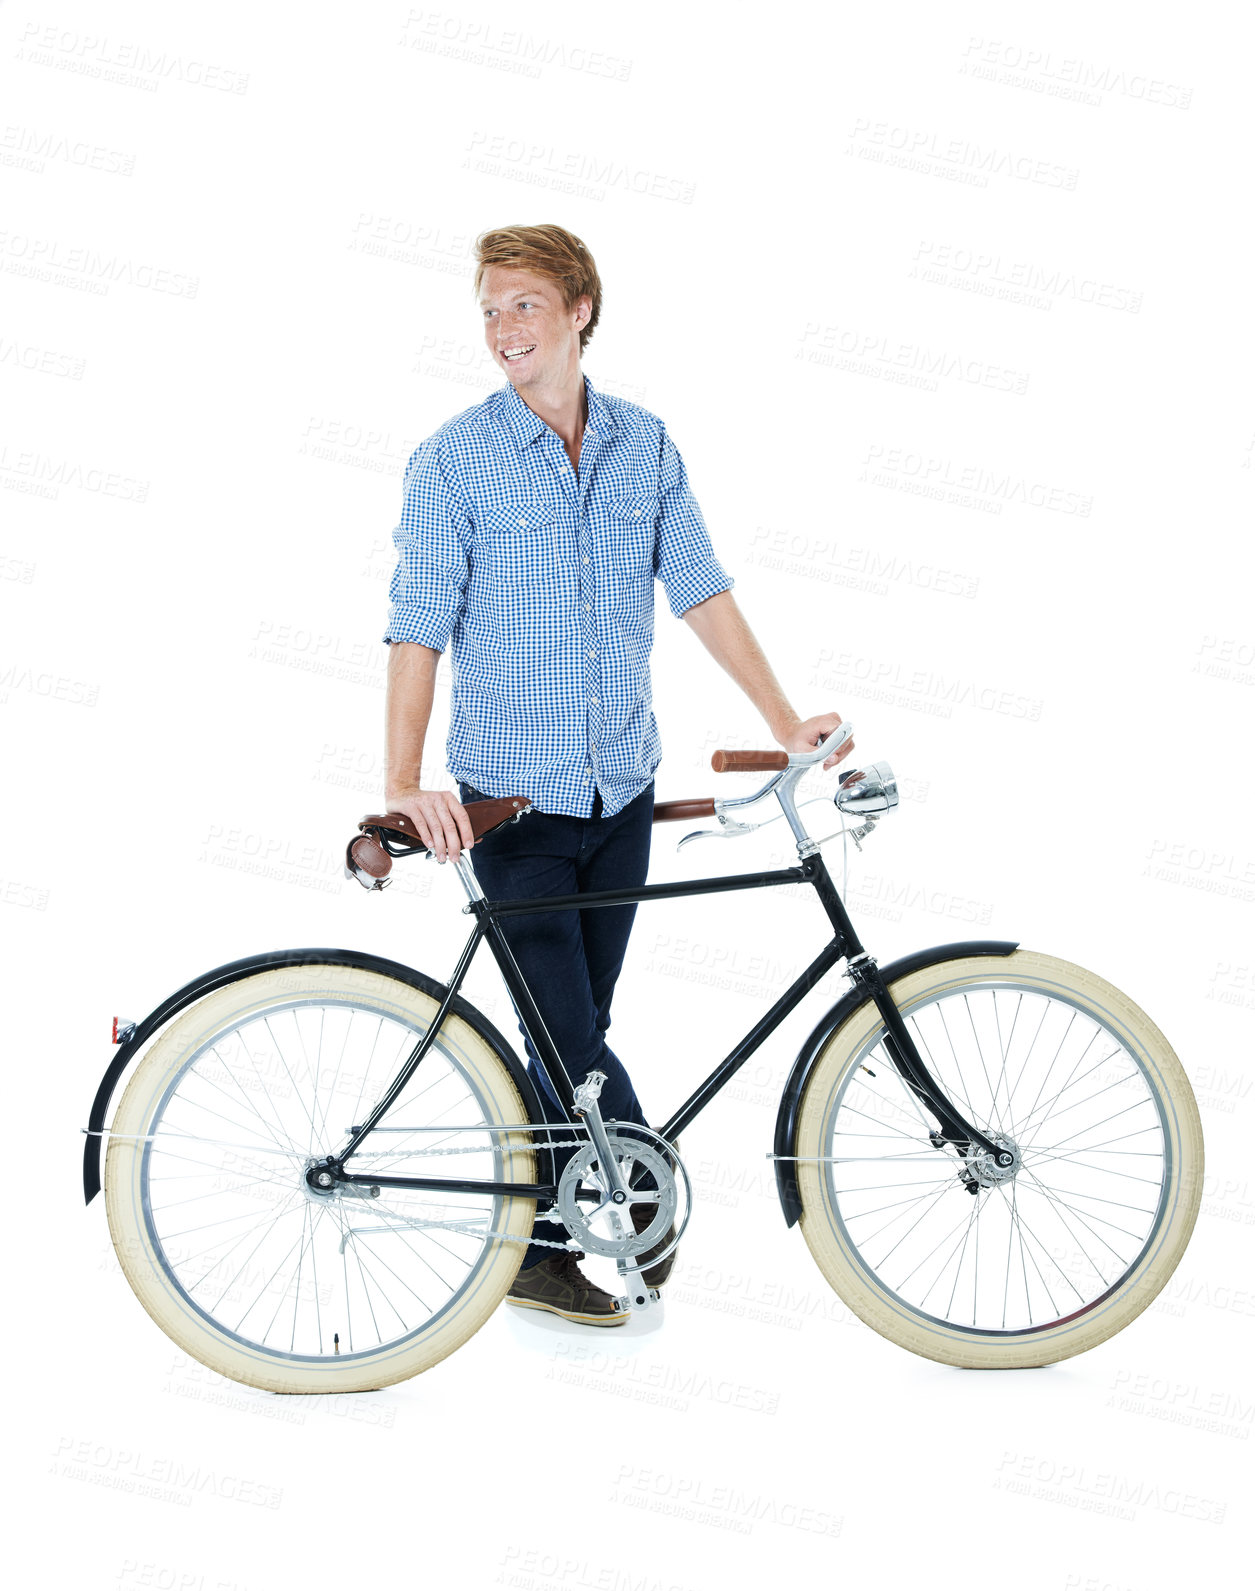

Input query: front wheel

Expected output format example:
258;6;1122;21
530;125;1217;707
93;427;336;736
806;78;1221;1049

104;963;537;1393
795;950;1203;1368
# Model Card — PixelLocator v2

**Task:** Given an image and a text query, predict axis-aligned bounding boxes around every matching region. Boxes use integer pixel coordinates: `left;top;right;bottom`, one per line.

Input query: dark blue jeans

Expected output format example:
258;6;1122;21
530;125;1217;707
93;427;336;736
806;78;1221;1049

458;778;655;1267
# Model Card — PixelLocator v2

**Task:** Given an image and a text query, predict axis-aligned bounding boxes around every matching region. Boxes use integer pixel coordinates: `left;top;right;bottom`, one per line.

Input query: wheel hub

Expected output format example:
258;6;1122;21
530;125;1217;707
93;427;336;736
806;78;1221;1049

965;1132;1021;1187
303;1160;380;1203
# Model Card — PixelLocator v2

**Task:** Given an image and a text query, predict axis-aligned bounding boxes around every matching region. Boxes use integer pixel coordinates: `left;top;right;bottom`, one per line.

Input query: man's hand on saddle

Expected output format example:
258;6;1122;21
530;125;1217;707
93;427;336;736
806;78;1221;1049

385;789;476;864
777;711;856;771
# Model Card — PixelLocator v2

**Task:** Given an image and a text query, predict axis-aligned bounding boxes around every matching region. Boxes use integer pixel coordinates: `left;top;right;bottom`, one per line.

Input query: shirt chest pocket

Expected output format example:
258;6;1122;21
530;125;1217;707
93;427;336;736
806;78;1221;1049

472;500;561;588
599;493;659;573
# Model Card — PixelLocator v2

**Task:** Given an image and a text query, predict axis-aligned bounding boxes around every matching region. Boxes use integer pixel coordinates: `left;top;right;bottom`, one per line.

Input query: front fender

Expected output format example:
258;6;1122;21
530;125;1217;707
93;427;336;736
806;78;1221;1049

772;940;1019;1227
83;946;553;1204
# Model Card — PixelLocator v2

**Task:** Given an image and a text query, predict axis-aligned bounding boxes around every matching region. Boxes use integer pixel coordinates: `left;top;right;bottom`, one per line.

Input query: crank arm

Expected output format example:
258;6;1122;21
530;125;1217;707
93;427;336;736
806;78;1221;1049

571;1072;632;1201
616;1253;659;1313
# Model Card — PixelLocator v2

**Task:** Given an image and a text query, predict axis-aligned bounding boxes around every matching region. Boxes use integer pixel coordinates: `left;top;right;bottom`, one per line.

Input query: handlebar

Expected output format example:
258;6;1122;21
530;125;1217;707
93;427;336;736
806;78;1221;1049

710;719;854;773
346;724;864;889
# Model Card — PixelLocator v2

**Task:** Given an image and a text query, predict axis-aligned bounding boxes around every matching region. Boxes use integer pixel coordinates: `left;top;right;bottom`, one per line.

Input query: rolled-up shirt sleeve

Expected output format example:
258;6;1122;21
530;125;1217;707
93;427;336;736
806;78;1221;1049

653;425;735;617
382;437;471;649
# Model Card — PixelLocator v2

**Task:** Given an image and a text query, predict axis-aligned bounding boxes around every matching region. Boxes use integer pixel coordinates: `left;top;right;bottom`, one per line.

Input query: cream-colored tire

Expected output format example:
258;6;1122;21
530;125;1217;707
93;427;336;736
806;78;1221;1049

796;950;1203;1368
105;963;536;1393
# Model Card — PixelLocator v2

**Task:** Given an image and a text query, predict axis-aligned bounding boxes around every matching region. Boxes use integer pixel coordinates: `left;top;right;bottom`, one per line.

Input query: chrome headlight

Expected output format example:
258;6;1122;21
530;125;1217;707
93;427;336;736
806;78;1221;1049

835;760;898;816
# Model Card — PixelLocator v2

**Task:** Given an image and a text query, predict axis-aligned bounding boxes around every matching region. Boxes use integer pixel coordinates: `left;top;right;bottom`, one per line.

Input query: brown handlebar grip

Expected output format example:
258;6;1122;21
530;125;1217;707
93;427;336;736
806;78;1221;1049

710;749;789;773
653;798;717;823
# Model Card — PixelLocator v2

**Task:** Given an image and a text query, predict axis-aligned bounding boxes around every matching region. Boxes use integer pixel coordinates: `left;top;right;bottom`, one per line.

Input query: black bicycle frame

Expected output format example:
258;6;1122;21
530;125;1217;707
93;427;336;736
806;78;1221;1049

322;847;1011;1199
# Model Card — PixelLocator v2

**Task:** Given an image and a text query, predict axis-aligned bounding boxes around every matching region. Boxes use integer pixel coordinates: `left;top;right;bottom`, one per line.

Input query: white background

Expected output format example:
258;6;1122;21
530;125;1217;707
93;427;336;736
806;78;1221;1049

3;1;1253;1586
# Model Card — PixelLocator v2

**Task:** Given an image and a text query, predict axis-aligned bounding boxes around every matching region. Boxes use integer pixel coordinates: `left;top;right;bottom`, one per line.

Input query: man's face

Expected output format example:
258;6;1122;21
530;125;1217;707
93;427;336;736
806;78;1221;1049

478;265;590;392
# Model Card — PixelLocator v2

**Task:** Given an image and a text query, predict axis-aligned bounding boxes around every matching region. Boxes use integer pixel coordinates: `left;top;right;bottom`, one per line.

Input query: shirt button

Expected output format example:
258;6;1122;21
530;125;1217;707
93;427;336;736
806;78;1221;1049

583;602;591;611
632;510;641;519
586;647;595;658
591;696;600;705
517;517;527;527
582;556;590;565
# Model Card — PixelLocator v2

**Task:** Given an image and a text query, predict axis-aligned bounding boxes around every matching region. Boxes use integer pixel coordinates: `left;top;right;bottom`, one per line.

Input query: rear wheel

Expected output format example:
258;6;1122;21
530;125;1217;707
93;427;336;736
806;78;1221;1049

105;963;537;1392
795;950;1203;1367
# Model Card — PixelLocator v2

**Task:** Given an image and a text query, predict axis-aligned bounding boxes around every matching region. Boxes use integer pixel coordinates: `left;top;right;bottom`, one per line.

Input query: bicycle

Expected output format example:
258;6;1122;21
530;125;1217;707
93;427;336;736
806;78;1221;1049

84;722;1203;1392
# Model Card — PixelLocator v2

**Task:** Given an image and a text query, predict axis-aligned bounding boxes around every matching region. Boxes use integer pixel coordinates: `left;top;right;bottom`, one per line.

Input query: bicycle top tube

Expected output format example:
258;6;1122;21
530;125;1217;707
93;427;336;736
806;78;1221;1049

444;720;862;914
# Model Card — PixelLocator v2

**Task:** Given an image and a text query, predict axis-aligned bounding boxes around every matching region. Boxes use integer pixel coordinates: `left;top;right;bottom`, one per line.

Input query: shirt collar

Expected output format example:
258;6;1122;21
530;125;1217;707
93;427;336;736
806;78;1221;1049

498;371;616;450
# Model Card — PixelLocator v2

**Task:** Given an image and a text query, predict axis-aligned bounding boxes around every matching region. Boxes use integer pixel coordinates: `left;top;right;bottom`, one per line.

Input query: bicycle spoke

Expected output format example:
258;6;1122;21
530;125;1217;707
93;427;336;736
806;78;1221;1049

1001;997;1052;1120
194;1046;300;1160
822;981;1169;1334
134;996;524;1360
843;1180;965;1232
910;1012;977;1123
1012;1041;1120;1135
990;990;1023;1132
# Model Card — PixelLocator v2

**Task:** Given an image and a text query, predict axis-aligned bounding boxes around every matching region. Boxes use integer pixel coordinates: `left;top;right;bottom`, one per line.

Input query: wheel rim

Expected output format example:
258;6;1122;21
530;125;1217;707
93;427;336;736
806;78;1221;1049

138;998;526;1362
820;979;1173;1336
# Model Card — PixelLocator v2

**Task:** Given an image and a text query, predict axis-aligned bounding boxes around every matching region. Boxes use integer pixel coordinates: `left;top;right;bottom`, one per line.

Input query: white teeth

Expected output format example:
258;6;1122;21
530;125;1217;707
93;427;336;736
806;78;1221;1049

502;345;535;359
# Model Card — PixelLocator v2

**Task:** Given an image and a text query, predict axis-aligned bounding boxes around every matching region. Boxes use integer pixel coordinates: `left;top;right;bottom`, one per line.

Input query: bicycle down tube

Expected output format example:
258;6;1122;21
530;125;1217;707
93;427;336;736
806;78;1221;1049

322;846;1013;1200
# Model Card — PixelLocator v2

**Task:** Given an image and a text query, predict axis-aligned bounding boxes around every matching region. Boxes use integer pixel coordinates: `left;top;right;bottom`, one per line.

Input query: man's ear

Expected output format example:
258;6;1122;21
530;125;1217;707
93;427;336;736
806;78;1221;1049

574;293;592;329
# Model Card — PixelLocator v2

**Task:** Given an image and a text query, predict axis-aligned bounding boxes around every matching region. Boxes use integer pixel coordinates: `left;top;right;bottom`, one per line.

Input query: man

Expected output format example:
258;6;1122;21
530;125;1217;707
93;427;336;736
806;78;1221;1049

381;223;852;1326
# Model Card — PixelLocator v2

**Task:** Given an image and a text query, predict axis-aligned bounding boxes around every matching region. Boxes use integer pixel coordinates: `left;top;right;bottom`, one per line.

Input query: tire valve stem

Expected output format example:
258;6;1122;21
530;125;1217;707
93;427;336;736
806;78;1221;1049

860;1064;877;1077
334;1333;340;1355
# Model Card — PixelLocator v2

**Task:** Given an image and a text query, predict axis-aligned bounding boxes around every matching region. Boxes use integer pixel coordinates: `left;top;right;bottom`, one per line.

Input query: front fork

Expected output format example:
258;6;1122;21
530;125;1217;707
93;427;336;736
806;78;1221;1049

804;854;1011;1169
846;955;1014;1169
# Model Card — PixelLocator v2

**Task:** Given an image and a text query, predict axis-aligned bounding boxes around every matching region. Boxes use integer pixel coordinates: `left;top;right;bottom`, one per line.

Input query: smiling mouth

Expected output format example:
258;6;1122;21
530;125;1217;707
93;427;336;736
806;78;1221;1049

501;344;537;361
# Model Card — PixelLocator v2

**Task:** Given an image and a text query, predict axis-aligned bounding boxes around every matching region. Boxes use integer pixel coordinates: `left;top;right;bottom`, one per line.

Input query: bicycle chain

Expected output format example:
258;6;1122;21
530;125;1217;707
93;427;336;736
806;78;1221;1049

349;1137;584;1251
347;1136;586;1160
351;1137;654;1253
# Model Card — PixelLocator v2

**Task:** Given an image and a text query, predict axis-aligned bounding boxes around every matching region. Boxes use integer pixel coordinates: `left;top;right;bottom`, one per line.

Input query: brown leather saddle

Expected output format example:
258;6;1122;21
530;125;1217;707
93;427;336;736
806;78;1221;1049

345;797;533;890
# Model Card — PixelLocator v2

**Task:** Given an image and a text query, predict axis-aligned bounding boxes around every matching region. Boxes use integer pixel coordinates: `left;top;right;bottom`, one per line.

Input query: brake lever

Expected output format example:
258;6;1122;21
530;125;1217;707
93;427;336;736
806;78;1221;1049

675;812;772;850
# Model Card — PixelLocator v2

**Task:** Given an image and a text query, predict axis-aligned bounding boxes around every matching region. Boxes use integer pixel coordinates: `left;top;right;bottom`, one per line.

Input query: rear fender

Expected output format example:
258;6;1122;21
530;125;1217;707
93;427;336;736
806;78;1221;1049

83;946;555;1203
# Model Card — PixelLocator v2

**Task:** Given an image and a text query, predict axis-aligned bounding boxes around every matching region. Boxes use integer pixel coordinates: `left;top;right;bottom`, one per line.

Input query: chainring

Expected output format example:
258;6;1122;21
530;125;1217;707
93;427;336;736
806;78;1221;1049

556;1126;684;1259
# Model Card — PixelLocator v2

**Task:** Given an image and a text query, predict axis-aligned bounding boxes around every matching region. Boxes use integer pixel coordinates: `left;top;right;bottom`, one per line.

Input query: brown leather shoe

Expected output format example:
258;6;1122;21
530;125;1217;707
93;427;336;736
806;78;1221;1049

629;1201;678;1288
506;1250;630;1326
628;1135;680;1288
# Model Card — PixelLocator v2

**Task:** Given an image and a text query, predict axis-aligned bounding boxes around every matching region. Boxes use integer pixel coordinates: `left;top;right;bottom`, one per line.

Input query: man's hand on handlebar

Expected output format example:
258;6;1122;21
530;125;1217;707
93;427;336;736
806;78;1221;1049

777;713;856;771
384;789;476;864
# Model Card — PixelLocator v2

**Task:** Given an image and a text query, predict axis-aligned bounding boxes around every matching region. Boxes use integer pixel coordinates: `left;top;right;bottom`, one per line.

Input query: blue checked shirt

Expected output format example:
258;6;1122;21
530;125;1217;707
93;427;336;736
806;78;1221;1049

383;373;735;817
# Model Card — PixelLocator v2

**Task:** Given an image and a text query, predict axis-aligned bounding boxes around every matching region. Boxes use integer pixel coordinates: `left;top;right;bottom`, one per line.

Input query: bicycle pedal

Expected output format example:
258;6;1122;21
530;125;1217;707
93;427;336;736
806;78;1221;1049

617;1279;660;1312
